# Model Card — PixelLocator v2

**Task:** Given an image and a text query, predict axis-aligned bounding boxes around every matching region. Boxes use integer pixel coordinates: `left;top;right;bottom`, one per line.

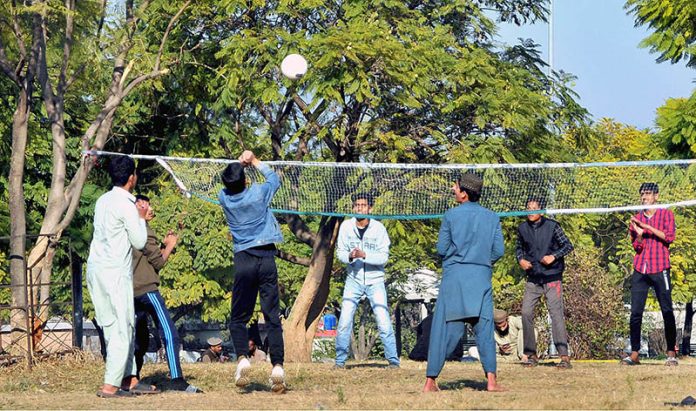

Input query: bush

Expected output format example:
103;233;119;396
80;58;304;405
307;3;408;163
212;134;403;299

563;249;627;359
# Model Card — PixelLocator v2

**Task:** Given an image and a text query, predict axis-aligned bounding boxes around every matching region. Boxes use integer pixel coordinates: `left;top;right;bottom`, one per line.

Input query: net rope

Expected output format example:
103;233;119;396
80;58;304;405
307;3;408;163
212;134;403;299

87;150;696;219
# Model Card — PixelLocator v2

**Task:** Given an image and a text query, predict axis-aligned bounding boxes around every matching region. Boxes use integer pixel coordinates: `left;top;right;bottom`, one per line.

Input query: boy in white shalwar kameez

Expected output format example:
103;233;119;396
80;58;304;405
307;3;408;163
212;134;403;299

87;155;153;398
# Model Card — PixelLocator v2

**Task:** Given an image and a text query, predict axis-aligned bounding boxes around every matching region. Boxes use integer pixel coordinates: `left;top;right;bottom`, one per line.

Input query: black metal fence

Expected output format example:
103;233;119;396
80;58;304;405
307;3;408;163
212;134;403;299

0;234;83;368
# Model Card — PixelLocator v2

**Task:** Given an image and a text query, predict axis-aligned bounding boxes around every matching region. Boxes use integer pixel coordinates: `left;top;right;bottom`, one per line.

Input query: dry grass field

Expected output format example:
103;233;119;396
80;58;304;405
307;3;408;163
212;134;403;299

1;353;696;409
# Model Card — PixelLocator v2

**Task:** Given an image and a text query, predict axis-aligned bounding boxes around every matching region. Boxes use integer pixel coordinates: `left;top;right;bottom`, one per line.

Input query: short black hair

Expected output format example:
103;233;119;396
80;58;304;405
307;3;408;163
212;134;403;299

526;196;546;209
108;156;136;187
351;192;374;207
639;182;659;194
221;163;246;194
462;188;480;202
135;194;150;202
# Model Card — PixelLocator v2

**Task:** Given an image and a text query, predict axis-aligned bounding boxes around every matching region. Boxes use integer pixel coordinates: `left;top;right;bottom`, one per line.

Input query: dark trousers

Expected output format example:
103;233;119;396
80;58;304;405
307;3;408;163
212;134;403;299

134;291;183;380
229;251;284;365
630;270;676;353
521;280;569;356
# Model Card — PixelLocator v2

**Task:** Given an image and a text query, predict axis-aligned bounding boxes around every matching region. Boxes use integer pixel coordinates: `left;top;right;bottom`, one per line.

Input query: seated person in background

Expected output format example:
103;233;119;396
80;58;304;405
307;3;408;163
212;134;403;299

470;309;529;362
249;338;268;363
201;337;228;363
408;313;464;362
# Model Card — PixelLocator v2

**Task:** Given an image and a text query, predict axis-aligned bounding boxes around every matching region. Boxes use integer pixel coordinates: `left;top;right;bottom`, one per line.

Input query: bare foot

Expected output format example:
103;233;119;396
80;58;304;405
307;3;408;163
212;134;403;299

486;372;506;392
100;384;120;395
423;377;440;393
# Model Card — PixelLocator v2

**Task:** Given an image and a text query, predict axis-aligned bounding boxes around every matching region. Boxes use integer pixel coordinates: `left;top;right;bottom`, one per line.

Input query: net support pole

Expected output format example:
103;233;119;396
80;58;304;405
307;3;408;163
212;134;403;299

71;249;83;349
156;158;192;199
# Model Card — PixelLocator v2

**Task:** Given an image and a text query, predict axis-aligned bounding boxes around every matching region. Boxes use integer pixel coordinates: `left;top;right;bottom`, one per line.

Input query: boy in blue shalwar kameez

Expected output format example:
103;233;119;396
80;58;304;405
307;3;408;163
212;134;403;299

424;173;505;393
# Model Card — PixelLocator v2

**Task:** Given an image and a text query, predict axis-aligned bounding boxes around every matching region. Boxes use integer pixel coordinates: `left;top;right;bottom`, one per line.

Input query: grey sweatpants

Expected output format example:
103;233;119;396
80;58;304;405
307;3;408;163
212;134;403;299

521;280;569;357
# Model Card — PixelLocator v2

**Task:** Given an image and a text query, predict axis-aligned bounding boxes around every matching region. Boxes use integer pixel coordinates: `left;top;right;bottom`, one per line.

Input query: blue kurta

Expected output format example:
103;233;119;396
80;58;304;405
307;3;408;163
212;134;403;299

426;201;504;377
436;201;504;321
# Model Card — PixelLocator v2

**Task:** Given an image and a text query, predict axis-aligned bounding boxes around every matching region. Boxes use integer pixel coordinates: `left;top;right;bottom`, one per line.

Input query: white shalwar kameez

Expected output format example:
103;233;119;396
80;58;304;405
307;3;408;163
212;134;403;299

86;187;147;387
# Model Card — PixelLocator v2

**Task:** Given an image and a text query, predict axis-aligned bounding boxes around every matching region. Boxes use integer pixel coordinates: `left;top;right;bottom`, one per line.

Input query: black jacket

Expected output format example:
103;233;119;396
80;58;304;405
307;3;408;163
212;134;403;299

516;217;574;284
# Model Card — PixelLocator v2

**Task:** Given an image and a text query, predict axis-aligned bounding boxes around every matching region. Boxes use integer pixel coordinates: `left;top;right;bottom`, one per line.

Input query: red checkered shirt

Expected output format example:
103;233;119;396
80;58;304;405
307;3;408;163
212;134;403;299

629;208;675;274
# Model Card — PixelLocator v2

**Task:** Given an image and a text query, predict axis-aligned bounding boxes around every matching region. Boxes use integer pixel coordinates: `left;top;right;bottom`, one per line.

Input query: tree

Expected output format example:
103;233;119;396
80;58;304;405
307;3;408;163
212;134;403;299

164;0;586;362
625;0;696;68
0;0;191;350
45;0;585;362
626;0;696;156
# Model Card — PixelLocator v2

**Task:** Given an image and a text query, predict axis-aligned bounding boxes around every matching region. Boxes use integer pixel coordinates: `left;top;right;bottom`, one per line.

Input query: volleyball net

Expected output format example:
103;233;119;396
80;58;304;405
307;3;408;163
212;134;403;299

86;150;696;219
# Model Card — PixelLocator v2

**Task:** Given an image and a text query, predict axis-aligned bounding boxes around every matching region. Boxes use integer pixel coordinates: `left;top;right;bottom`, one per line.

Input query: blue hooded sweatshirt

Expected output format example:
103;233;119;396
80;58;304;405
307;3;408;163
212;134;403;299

218;162;283;253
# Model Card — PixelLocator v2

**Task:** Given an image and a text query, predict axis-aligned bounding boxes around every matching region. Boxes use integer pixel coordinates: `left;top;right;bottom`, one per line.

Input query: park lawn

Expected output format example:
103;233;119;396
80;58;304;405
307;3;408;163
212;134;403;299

0;353;694;409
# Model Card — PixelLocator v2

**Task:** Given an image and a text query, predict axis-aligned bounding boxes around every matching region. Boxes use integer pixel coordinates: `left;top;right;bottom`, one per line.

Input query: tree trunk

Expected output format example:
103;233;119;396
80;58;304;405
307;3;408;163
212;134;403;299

8;86;31;353
283;216;340;362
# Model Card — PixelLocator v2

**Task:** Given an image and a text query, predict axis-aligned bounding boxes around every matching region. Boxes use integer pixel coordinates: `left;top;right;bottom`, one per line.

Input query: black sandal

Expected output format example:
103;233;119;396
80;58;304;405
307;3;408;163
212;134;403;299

522;357;539;367
556;359;572;369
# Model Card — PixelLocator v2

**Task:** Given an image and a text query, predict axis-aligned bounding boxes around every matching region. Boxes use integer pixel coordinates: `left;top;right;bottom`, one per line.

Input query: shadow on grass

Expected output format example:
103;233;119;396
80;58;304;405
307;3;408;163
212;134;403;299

237;382;290;395
346;362;393;369
439;379;488;391
139;371;204;392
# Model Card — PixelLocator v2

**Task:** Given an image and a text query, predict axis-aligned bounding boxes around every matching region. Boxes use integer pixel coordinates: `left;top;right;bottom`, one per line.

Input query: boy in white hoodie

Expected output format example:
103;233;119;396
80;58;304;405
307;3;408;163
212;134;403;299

334;193;400;369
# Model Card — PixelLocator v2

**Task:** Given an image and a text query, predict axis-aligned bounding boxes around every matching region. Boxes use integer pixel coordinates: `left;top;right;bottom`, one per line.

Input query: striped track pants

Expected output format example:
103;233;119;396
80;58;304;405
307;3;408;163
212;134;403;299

134;291;183;380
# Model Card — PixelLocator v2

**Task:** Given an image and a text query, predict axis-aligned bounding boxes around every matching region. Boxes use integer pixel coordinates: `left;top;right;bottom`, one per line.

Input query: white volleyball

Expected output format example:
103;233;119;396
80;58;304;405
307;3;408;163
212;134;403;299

280;54;308;80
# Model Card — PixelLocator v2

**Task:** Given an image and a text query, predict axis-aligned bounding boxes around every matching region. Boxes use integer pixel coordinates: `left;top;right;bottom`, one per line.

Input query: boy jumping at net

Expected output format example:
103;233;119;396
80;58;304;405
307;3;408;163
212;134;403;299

219;150;286;393
622;182;677;366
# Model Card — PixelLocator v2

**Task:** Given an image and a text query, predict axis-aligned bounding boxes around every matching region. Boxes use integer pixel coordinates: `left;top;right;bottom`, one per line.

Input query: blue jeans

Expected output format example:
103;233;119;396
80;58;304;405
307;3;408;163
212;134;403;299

335;277;399;366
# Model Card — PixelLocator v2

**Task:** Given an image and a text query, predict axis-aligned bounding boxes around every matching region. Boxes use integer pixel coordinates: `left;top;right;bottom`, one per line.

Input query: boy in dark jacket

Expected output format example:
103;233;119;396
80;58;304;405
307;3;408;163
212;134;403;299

132;195;200;393
516;197;574;368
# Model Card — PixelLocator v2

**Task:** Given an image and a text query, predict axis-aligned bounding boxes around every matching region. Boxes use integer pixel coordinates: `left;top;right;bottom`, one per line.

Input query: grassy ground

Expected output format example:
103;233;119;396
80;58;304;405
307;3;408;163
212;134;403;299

1;353;695;409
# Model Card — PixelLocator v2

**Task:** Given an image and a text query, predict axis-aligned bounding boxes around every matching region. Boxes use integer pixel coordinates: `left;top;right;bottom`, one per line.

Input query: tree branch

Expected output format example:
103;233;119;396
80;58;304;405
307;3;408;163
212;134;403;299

277;214;316;246
58;0;75;95
64;0;108;91
154;0;191;72
0;41;19;84
121;68;170;96
10;0;28;62
277;250;311;267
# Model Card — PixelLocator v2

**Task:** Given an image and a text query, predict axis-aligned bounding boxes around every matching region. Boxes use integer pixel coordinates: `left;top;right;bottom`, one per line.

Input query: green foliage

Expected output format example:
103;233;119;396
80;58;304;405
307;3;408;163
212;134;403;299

656;96;696;157
625;0;696;68
626;0;696;157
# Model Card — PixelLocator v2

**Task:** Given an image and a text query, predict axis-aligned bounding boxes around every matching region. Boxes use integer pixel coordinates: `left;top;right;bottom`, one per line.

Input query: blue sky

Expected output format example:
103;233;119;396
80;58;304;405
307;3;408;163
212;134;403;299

495;1;694;130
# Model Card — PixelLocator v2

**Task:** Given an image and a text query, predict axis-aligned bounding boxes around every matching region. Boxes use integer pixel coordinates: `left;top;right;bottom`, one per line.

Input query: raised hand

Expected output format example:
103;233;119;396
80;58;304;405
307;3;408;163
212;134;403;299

238;150;255;166
163;230;179;248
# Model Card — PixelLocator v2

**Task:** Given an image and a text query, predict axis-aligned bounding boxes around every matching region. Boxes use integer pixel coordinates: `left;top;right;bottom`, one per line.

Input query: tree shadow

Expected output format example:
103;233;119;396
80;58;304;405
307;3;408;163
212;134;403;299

439;379;488;391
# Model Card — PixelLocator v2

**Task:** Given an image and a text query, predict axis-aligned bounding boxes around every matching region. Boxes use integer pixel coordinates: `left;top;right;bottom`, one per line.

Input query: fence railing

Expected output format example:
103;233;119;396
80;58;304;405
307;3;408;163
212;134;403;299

0;234;82;369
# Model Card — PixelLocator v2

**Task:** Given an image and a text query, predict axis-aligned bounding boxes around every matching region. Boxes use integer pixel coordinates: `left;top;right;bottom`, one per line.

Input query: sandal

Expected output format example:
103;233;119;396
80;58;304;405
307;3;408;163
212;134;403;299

521;357;538;367
556;359;572;369
620;356;639;366
127;381;161;395
96;389;134;398
665;356;679;367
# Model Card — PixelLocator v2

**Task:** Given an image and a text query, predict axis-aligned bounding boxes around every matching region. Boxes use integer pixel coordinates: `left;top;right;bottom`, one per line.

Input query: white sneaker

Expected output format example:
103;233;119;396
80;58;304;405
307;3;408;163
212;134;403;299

235;357;251;388
269;365;286;393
